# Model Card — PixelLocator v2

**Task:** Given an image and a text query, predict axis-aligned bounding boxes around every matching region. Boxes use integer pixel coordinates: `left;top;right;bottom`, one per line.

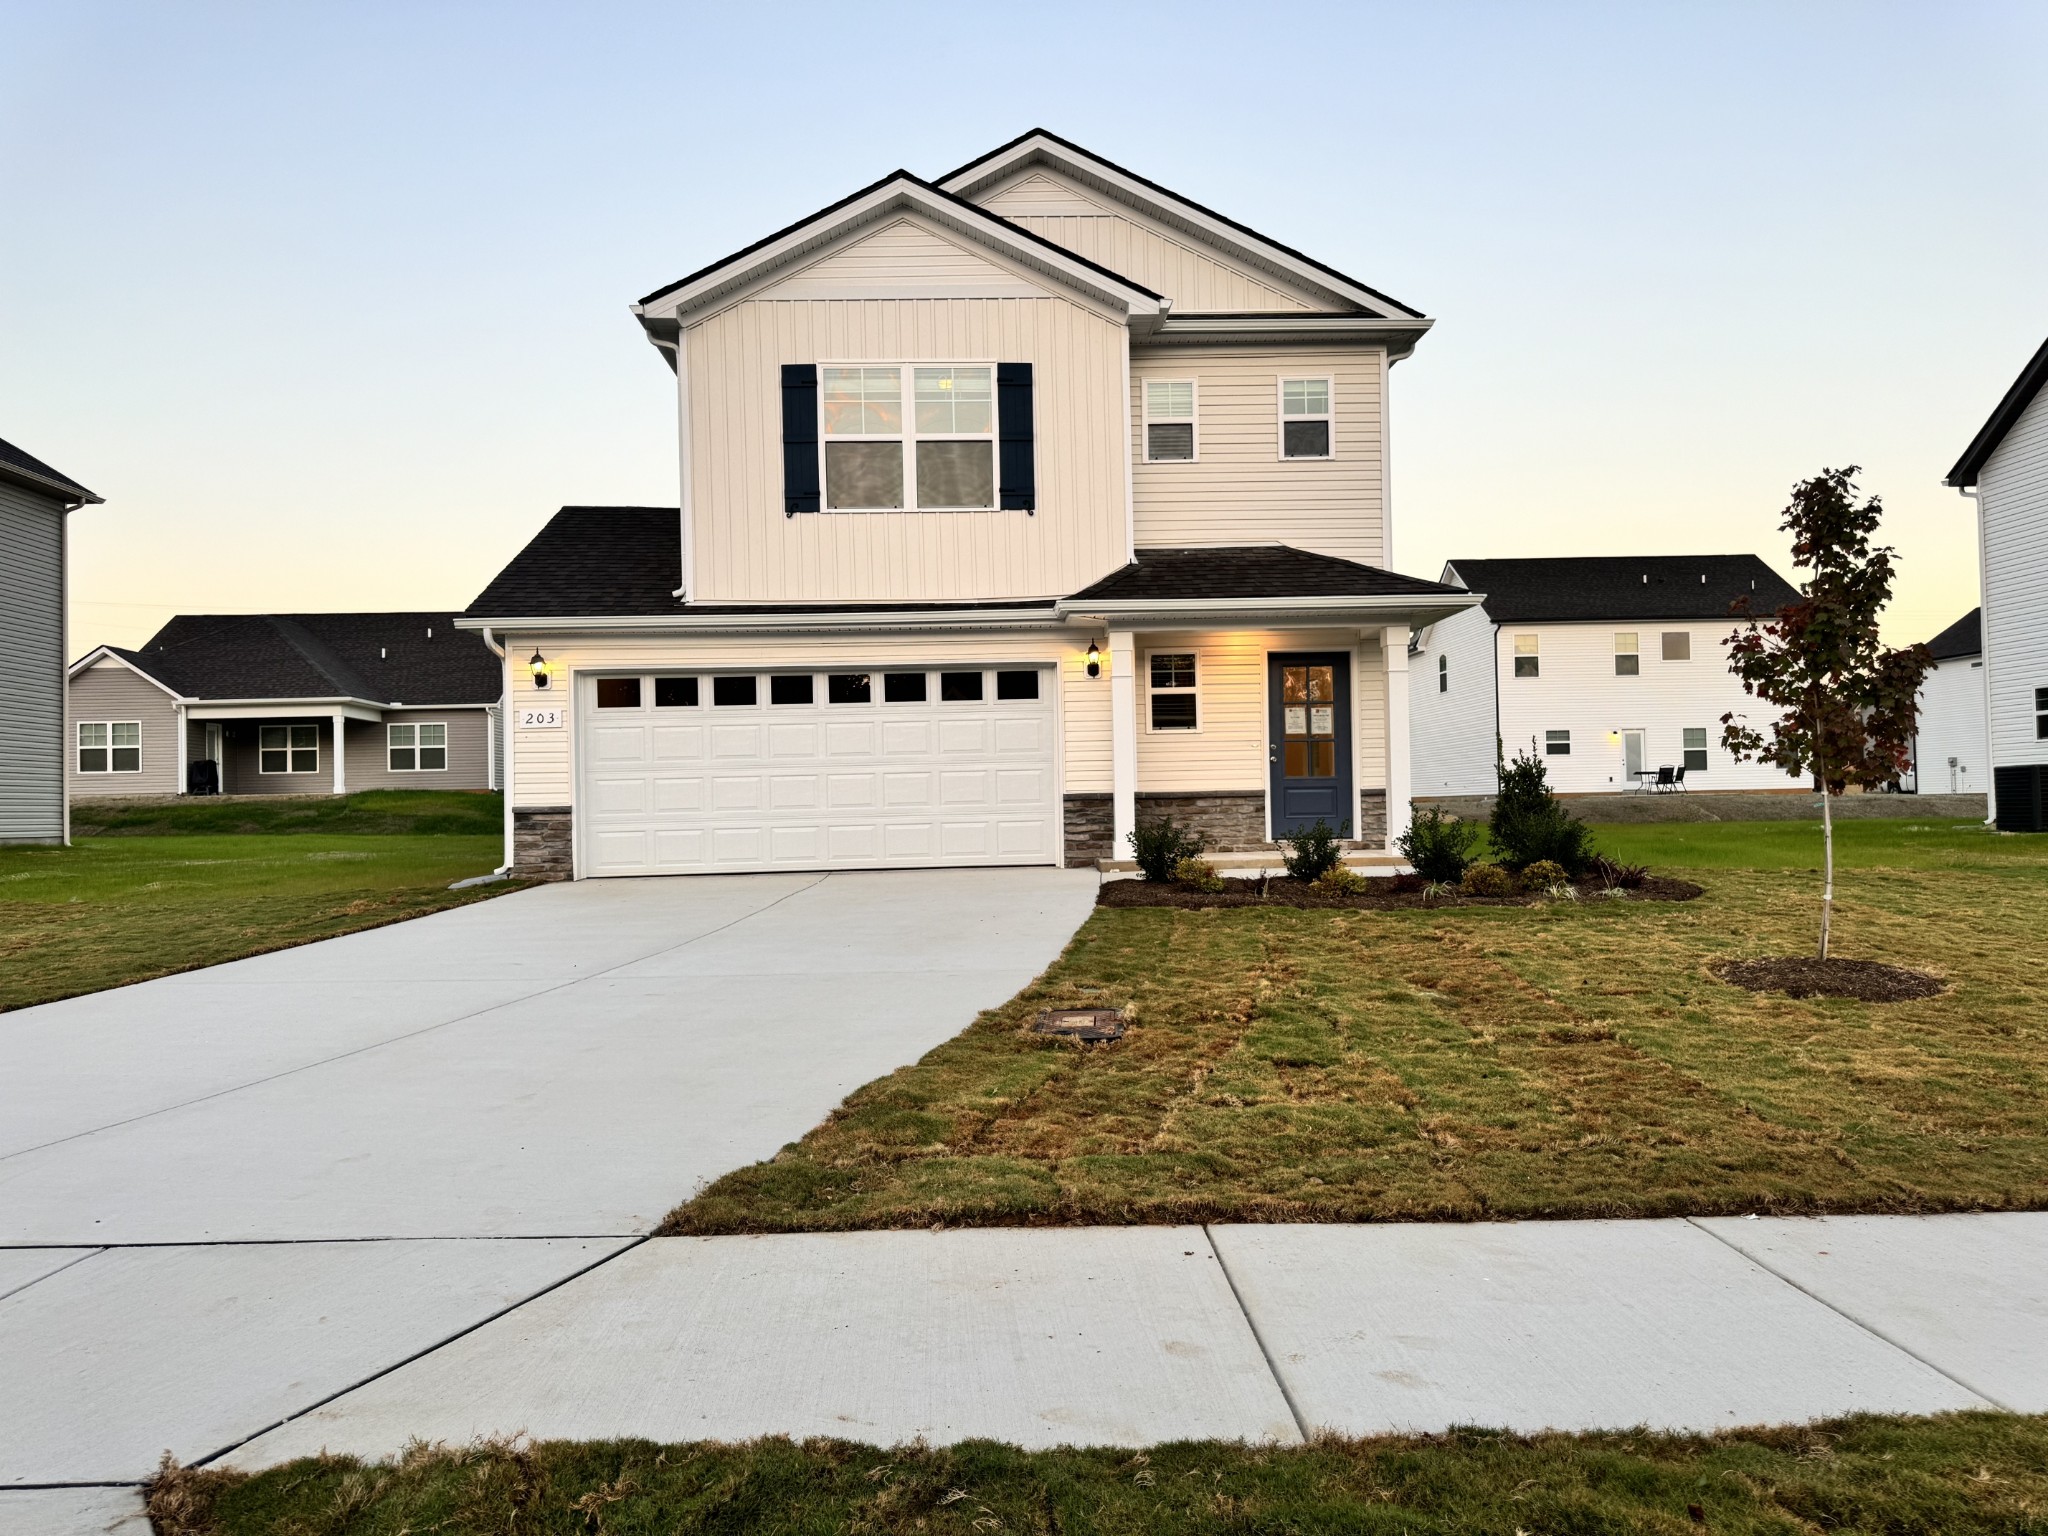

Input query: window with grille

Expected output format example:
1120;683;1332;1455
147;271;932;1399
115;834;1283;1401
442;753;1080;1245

77;722;141;773
1514;635;1539;679
259;724;319;774
1615;633;1640;675
1148;652;1198;730
821;364;995;510
1279;377;1332;459
1683;728;1709;771
1144;379;1196;462
388;722;447;772
1545;729;1571;755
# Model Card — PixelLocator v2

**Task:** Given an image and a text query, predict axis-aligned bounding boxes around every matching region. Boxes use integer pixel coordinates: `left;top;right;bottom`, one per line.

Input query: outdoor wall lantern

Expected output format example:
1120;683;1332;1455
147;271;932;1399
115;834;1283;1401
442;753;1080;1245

1086;639;1102;679
529;650;551;689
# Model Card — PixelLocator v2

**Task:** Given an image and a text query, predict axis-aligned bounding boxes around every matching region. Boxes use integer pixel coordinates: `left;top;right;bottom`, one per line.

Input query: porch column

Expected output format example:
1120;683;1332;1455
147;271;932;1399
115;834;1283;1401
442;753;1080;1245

1381;625;1412;852
173;704;187;796
332;712;348;796
1109;630;1137;860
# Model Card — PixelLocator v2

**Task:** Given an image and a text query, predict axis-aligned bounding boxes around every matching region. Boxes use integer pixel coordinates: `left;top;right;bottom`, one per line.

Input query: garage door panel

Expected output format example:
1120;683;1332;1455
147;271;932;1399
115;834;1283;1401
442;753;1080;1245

997;819;1048;854
592;776;648;815
712;724;763;757
883;822;935;858
770;775;819;808
768;722;819;756
939;719;989;754
827;774;877;808
653;776;705;812
882;721;933;755
826;722;877;755
941;770;992;805
711;776;762;810
592;726;649;765
884;771;934;806
770;825;821;860
712;827;765;862
941;821;989;855
826;823;880;858
651;725;706;761
997;769;1045;803
653;828;706;865
994;718;1046;754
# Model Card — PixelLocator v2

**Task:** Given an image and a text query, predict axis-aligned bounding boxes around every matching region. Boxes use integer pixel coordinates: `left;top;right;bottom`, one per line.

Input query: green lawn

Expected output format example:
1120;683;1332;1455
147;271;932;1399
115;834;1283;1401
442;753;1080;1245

151;1413;2048;1535
1;792;513;1011
670;818;2048;1235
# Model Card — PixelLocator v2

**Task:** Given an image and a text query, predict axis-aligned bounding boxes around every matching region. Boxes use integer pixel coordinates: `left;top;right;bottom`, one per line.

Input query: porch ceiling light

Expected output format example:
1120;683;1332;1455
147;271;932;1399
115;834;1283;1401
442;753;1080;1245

1086;639;1102;679
529;650;551;690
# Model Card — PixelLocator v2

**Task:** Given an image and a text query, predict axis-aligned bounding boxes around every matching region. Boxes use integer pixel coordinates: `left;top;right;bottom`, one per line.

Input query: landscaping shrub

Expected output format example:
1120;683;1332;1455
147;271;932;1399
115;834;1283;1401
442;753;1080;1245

1519;859;1571;894
1280;818;1347;882
1460;861;1516;898
1173;856;1225;892
1489;746;1597;875
1127;817;1207;882
1591;854;1650;890
1313;865;1370;896
1397;806;1480;883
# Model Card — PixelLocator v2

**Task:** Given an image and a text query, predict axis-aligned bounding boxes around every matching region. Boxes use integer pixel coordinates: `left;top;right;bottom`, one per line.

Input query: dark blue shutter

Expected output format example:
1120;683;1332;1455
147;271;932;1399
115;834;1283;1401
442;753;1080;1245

781;364;820;516
997;362;1035;512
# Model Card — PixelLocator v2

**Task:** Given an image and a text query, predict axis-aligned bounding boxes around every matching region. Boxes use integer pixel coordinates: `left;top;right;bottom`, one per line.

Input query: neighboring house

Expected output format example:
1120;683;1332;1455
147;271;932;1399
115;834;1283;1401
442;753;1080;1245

0;435;102;846
1908;609;1987;796
461;129;1480;880
67;613;503;799
1947;335;2048;832
1409;555;1806;797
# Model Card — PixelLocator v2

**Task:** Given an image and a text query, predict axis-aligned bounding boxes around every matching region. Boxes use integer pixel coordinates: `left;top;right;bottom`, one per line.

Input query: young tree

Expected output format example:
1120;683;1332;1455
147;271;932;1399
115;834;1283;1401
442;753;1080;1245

1721;467;1931;960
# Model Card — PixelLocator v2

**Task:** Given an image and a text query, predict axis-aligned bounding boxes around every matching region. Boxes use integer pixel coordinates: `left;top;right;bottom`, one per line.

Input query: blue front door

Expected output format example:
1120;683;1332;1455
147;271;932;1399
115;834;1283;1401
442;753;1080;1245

1268;653;1353;837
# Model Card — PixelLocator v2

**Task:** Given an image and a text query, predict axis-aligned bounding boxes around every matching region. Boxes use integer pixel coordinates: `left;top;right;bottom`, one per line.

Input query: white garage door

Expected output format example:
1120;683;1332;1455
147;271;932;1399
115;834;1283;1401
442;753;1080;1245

578;665;1059;876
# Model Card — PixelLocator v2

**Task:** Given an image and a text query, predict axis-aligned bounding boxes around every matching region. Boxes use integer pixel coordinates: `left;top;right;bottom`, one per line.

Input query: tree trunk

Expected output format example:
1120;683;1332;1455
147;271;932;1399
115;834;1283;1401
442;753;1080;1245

1817;773;1835;963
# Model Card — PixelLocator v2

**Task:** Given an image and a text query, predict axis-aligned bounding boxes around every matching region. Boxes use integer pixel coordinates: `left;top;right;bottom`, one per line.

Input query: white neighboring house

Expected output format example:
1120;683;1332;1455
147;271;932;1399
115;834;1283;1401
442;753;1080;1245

1908;609;1987;797
1410;555;1807;797
1946;335;2048;833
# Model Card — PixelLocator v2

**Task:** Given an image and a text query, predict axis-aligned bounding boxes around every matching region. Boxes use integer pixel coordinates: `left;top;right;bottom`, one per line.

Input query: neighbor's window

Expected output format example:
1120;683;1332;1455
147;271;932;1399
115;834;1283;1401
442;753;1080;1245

2037;686;2048;740
1279;377;1333;459
388;723;447;772
821;364;995;511
76;721;141;774
1662;632;1692;661
1514;635;1539;678
1148;652;1198;730
1144;379;1196;462
1438;654;1448;693
1615;633;1640;675
1545;729;1571;756
1683;727;1709;772
595;677;641;709
259;724;319;774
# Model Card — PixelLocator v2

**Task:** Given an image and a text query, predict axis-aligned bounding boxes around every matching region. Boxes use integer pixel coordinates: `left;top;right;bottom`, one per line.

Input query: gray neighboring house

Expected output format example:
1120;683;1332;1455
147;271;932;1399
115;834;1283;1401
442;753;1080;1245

0;435;102;845
68;613;505;799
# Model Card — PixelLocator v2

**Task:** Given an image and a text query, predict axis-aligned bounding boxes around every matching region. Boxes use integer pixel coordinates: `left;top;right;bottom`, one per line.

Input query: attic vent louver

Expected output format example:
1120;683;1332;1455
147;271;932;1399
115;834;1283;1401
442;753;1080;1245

380;647;387;660
427;626;433;639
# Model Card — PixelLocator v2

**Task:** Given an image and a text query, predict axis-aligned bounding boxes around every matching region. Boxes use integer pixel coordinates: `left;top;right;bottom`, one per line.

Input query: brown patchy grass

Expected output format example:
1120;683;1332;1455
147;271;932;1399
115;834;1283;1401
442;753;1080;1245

667;843;2048;1234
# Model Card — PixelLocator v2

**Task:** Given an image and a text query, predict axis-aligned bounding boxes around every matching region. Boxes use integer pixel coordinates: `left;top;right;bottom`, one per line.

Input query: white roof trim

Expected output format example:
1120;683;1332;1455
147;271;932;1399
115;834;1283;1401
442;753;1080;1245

1056;592;1485;628
455;610;1065;635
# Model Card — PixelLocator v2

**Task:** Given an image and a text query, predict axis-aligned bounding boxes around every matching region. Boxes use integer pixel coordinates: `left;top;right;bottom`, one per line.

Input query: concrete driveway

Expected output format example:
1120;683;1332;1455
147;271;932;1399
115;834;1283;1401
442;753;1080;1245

0;868;1096;1494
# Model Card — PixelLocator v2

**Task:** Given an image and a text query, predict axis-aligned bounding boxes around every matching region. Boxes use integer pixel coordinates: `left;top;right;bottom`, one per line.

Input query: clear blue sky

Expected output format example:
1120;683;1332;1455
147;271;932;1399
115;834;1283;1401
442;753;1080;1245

6;1;2042;650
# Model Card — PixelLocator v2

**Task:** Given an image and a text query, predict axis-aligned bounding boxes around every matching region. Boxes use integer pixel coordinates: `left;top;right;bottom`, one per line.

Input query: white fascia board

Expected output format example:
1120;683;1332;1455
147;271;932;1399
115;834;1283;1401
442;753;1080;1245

1056;591;1486;629
66;647;185;699
454;611;1065;635
939;137;1422;320
636;180;1163;326
1149;316;1435;349
184;699;387;721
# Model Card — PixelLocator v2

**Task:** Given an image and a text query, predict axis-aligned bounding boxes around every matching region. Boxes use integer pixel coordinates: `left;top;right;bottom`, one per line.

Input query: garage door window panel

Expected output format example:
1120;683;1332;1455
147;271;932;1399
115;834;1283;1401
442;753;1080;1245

771;675;815;705
829;673;872;704
884;673;928;703
655;677;699;707
713;676;758;707
596;678;642;709
995;670;1039;701
940;671;984;702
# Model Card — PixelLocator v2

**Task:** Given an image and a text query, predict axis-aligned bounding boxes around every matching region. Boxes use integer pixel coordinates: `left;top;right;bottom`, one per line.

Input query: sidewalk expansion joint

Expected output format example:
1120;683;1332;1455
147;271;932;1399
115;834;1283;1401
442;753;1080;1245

1202;1224;1311;1444
0;1248;104;1304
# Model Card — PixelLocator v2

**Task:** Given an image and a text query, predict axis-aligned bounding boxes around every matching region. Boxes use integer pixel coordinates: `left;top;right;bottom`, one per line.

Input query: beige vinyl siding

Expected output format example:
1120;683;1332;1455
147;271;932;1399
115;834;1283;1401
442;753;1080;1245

1979;384;2048;770
0;482;67;839
66;661;181;799
976;170;1327;314
503;630;1109;810
1130;346;1385;565
342;708;495;792
684;294;1129;603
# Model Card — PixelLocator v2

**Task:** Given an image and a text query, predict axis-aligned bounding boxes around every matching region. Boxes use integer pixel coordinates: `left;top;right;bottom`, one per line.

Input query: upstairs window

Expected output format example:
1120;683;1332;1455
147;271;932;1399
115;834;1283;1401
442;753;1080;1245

821;364;994;510
1614;633;1640;675
1683;727;1709;772
77;722;141;773
1144;380;1197;462
1662;631;1692;662
1279;377;1333;459
1148;652;1198;730
1546;729;1571;755
2036;686;2047;740
1438;654;1448;693
1513;635;1539;678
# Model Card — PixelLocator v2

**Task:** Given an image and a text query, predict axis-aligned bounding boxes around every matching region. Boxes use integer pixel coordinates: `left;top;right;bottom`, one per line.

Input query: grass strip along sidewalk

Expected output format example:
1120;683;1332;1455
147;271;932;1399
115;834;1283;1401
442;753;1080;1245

0;792;514;1012
152;1412;2048;1535
670;820;2048;1234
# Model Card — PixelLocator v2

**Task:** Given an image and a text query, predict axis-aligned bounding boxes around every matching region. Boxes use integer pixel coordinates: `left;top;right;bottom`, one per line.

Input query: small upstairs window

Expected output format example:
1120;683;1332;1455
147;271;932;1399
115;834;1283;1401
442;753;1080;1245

1144;380;1196;462
1279;377;1333;458
1437;654;1448;693
1662;632;1692;662
1514;635;1539;678
1614;633;1640;675
2036;686;2047;740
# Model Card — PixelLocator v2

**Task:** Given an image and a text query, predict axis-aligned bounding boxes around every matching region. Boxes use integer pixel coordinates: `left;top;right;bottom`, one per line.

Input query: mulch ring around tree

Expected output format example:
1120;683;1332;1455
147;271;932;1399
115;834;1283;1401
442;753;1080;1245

1098;874;1705;911
1712;955;1946;1002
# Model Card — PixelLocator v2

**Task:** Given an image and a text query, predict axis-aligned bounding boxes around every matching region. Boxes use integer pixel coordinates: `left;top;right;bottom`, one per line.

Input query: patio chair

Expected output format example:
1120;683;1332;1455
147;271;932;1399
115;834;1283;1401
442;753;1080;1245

1647;765;1675;792
1671;765;1689;791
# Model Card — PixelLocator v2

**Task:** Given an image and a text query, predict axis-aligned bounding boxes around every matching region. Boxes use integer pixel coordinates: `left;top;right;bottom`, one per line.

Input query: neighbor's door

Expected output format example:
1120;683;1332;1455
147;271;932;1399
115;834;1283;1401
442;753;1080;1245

1622;729;1645;785
1268;653;1353;837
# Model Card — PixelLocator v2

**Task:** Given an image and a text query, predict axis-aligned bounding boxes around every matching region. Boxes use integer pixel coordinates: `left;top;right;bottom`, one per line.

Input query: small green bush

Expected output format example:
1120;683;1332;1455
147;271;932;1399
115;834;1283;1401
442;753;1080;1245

1280;818;1346;882
1173;856;1225;892
1489;746;1598;875
1460;861;1517;898
1397;807;1480;883
1313;865;1370;895
1128;817;1207;882
1520;859;1571;893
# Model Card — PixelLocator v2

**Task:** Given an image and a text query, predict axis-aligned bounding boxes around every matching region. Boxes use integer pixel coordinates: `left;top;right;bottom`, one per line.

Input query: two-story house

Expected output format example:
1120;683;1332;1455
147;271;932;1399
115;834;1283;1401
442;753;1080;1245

1947;335;2048;832
461;131;1479;879
1907;609;1987;797
1409;555;1806;797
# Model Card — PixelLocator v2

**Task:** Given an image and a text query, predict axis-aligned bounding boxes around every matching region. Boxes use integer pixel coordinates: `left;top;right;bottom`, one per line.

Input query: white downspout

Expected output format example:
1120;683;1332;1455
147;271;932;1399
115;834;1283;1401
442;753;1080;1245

1960;486;1996;827
480;625;513;874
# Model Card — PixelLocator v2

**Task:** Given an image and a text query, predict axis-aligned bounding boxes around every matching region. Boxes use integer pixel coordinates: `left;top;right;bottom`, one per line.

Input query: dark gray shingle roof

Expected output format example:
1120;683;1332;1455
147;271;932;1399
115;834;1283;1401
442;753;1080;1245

1068;546;1465;604
1925;608;1981;660
0;434;101;504
1444;555;1800;624
465;507;685;619
114;612;501;705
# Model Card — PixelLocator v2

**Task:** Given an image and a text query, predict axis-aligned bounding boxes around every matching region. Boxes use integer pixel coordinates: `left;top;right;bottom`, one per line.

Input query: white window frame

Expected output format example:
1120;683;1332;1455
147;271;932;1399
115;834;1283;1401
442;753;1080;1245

2035;685;2047;740
1513;634;1540;679
1545;729;1572;756
259;723;320;775
818;361;999;513
1142;378;1199;463
76;721;142;774
1276;375;1335;460
1437;653;1448;693
387;721;449;773
1144;649;1201;732
1614;632;1640;676
1682;727;1709;772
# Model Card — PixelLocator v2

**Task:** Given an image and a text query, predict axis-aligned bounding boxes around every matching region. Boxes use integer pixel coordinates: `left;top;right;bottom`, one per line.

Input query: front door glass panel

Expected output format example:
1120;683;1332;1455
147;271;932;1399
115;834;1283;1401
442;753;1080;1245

1280;665;1337;779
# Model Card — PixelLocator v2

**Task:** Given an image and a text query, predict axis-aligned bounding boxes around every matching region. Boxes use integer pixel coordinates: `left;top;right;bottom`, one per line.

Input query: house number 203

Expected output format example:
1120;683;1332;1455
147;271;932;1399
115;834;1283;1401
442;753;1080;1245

518;707;563;729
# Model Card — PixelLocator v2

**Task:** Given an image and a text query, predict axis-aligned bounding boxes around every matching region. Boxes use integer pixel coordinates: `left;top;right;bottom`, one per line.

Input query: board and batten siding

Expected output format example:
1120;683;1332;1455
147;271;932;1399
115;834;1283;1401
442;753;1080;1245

974;169;1329;314
341;708;496;792
1129;346;1385;565
66;661;182;798
684;283;1130;605
1410;606;1501;798
1979;383;2048;770
0;482;67;840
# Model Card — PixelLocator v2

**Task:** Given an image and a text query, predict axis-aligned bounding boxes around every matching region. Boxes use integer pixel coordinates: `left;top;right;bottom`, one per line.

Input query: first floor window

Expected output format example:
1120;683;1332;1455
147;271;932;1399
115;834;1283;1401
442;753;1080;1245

260;724;319;774
1438;654;1448;692
1545;729;1571;755
1662;631;1692;661
77;721;141;773
1148;652;1198;729
388;722;447;771
1614;633;1640;675
1683;727;1709;772
2037;686;2048;740
1144;379;1196;461
822;363;995;510
1514;635;1539;678
1279;377;1333;458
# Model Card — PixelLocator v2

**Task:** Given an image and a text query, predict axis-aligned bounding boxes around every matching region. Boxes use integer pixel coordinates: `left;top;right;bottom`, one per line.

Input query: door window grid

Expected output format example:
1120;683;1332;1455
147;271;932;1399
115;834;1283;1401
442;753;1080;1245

820;363;996;511
1279;376;1333;459
1143;379;1197;462
259;725;319;774
1280;664;1337;777
1147;651;1198;730
76;721;142;773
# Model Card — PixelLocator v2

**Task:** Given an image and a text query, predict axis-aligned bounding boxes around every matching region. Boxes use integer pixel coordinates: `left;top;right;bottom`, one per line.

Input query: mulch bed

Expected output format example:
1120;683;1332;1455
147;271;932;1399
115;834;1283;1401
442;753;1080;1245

1712;956;1946;1002
1098;874;1704;911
